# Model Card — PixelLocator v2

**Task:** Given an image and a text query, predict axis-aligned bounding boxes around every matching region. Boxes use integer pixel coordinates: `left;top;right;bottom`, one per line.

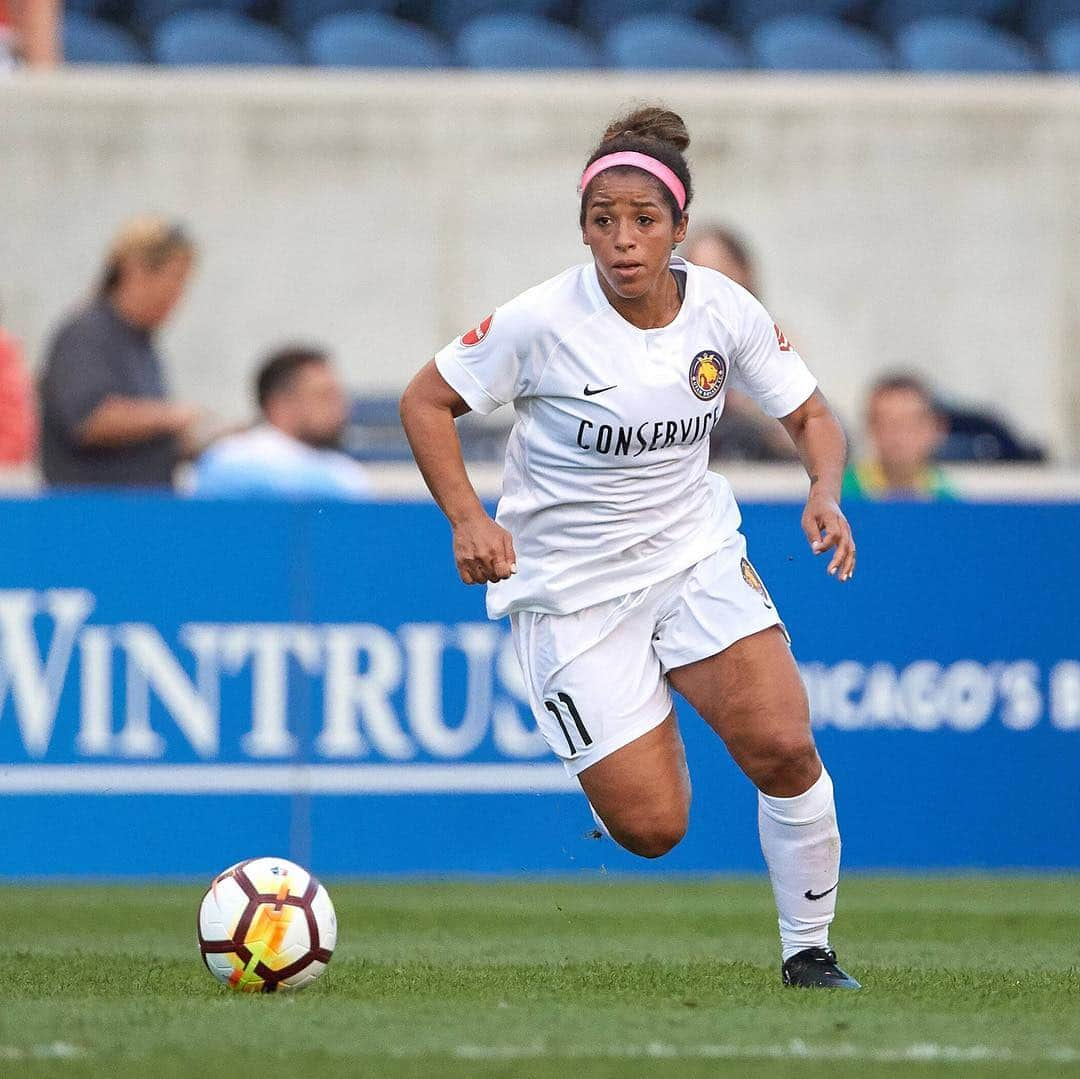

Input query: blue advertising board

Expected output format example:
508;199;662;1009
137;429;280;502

0;495;1077;877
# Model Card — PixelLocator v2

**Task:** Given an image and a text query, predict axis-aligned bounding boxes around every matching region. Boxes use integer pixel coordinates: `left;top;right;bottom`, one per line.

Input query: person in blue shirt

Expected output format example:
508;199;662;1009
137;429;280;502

193;346;371;500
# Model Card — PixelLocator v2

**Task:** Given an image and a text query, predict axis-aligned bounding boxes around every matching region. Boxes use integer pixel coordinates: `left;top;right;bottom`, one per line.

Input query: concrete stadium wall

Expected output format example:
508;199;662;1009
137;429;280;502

1;70;1079;458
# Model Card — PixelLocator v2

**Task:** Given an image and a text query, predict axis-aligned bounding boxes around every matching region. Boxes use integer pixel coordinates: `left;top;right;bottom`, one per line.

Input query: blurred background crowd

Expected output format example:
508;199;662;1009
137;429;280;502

0;210;1057;504
1;0;1077;504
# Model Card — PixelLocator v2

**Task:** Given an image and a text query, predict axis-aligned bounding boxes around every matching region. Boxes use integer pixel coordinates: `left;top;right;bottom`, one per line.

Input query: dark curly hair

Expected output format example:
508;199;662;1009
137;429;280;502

580;106;693;227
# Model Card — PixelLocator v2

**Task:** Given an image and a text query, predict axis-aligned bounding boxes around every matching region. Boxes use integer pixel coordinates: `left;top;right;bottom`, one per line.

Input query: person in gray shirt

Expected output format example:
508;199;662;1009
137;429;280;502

39;217;201;488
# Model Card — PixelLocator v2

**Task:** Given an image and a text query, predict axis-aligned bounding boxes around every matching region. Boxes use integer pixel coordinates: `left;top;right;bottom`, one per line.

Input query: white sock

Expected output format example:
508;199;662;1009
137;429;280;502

757;768;841;962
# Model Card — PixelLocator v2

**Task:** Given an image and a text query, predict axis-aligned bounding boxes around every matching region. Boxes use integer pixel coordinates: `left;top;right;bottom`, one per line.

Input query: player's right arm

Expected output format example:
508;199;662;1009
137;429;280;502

399;361;516;585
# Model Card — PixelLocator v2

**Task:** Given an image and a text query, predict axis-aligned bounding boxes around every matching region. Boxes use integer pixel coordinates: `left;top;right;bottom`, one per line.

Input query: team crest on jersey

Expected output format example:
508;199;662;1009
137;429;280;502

740;557;773;609
460;313;494;347
689;351;727;401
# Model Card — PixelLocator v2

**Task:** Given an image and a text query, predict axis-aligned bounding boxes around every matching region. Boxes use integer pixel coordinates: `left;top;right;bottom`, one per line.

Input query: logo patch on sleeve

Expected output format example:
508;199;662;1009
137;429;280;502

774;324;794;352
460;313;494;347
689;350;727;401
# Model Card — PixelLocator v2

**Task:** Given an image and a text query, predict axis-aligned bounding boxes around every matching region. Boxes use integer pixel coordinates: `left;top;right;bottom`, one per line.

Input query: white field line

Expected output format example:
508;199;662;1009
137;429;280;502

0;763;578;795
447;1040;1080;1064
0;1043;85;1060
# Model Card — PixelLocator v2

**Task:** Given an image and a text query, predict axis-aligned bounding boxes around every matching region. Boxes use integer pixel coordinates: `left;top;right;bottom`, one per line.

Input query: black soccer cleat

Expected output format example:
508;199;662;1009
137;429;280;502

781;947;861;990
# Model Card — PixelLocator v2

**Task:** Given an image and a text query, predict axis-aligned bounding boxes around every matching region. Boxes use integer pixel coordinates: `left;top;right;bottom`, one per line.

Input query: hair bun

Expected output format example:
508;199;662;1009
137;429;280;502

602;106;690;153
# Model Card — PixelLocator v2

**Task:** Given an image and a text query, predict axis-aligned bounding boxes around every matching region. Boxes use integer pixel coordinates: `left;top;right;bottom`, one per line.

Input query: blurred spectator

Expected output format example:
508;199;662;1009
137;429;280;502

0;308;37;465
0;0;59;68
844;373;956;501
39;217;201;489
192;346;372;499
683;224;797;463
685;224;760;294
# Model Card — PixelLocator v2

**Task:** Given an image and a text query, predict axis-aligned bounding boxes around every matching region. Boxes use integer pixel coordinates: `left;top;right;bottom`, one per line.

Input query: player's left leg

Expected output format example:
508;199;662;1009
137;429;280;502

667;627;858;989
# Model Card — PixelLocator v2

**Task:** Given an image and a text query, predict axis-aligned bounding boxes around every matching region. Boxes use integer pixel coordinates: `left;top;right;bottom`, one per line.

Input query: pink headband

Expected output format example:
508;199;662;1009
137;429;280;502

578;151;687;212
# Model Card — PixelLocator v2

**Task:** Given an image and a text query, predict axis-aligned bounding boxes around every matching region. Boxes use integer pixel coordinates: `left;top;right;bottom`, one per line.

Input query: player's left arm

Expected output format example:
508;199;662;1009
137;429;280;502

779;390;855;583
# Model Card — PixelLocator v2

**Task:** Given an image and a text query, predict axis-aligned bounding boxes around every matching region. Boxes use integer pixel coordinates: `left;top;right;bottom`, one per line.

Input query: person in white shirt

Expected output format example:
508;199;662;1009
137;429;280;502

400;106;859;989
193;346;371;500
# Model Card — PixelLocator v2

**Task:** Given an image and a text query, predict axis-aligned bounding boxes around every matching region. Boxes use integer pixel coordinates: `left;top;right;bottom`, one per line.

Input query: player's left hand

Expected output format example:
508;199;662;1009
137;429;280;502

802;487;855;582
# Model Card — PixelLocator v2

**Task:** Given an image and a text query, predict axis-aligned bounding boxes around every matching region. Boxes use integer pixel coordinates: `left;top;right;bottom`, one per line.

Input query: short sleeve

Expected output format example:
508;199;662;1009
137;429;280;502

734;298;817;419
433;295;541;415
41;317;127;438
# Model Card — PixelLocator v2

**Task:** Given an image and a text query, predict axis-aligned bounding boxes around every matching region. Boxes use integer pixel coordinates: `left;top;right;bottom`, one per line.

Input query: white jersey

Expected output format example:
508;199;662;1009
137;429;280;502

434;256;816;620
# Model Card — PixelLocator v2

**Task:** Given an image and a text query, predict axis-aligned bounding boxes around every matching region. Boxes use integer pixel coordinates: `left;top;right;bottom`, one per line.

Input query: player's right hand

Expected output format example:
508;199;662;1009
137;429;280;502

452;511;517;585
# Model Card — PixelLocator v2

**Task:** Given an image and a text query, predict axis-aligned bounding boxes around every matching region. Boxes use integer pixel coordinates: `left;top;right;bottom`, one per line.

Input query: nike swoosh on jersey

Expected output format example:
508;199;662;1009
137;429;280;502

804;882;839;901
583;384;618;396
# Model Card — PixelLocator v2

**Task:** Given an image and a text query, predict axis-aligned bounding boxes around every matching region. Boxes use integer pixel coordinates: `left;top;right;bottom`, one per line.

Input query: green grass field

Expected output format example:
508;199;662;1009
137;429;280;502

2;877;1078;1078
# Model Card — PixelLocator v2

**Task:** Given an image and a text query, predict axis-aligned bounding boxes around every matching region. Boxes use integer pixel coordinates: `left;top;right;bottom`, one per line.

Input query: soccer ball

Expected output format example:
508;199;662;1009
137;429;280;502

197;857;337;993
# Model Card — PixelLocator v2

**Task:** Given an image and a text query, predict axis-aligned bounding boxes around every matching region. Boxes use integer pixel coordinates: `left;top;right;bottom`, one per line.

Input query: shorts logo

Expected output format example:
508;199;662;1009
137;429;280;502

689;350;727;401
460;313;494;347
740;557;773;609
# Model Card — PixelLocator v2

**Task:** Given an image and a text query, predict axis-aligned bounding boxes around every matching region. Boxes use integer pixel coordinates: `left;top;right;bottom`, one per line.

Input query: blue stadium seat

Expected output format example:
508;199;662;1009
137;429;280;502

65;0;134;20
604;15;746;69
1019;0;1080;39
346;395;510;462
426;0;560;37
308;13;450;66
718;0;859;38
152;11;303;64
64;0;113;17
752;14;892;69
1046;18;1080;68
63;12;147;62
132;0;257;37
280;0;395;37
896;16;1040;71
870;0;1014;35
578;0;708;36
456;13;599;67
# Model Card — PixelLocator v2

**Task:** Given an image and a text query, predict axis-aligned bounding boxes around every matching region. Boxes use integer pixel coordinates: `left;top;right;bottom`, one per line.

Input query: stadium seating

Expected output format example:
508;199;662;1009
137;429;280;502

152;11;304;64
1046;18;1080;68
578;0;708;36
63;0;113;16
604;15;747;69
752;14;893;69
308;13;450;66
58;0;1071;71
870;0;1014;34
426;0;561;37
896;15;1041;71
279;0;396;37
63;11;147;63
346;396;414;461
456;13;599;67
131;0;259;38
1019;0;1080;39
721;0;859;38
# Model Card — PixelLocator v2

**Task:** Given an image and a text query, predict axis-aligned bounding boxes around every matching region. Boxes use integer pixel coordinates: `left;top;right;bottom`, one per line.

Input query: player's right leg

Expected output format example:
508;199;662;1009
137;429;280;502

510;588;690;858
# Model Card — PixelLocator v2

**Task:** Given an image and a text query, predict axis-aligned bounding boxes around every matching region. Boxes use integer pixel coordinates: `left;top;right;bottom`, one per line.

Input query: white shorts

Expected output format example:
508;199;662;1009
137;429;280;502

510;533;786;777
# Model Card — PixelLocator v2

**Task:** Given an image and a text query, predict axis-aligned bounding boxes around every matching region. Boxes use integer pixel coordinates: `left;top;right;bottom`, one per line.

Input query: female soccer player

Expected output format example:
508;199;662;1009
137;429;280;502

400;106;859;989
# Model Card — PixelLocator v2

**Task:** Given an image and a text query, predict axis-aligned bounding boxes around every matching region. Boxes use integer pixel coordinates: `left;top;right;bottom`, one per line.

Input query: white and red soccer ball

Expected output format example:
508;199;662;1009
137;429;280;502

198;857;337;993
